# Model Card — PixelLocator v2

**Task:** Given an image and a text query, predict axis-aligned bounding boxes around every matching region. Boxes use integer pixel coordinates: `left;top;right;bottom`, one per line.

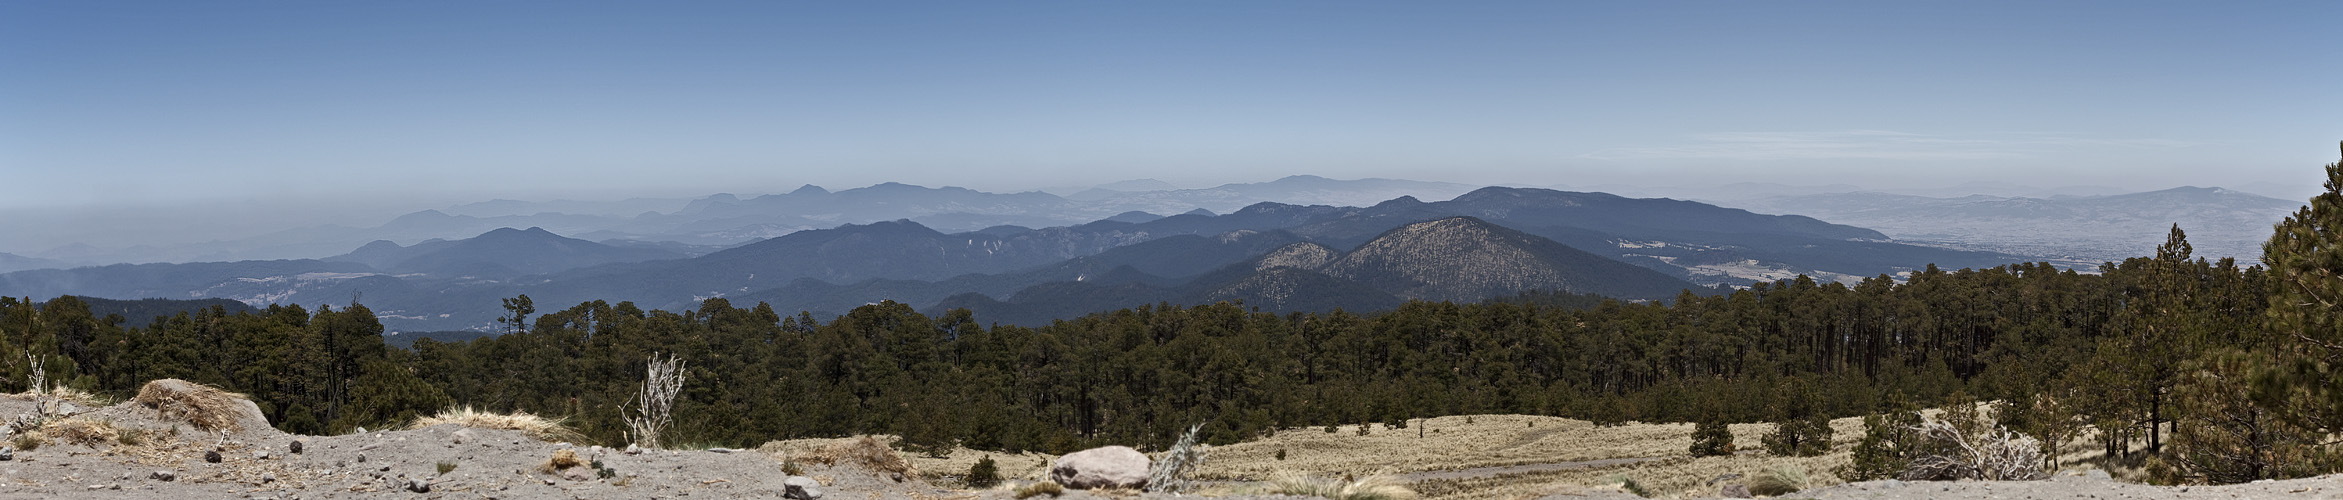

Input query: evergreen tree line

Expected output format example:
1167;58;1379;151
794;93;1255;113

1;147;2338;484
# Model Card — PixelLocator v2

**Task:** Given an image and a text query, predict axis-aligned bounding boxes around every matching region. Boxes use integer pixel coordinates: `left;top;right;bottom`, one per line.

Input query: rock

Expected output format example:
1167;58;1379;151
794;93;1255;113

405;478;431;493
137;379;271;433
150;470;176;481
1721;484;1751;498
204;450;222;463
1049;446;1151;490
0;446;13;461
2085;469;2112;480
357;453;367;463
262;473;277;483
624;444;643;455
289;440;303;454
254;450;270;460
452;428;476;445
783;475;824;500
561;467;594;482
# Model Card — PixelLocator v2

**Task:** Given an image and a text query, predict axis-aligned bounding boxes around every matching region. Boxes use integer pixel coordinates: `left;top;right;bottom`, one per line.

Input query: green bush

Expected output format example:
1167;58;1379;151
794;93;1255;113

1689;417;1735;457
967;455;1002;488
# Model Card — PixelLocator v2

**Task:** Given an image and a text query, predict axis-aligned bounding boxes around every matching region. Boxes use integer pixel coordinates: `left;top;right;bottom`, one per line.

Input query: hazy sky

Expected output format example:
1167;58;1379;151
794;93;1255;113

5;2;2341;214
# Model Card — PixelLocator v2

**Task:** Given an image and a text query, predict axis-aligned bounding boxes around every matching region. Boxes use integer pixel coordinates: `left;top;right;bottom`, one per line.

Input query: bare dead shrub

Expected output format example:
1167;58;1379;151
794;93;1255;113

1145;423;1207;492
623;353;685;450
1268;471;1419;500
1900;419;2046;481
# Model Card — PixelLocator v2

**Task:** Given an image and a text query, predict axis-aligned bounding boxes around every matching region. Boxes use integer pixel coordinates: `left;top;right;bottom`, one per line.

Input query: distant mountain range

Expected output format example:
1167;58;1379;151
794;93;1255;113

1723;186;2302;264
0;186;2025;331
16;176;1476;266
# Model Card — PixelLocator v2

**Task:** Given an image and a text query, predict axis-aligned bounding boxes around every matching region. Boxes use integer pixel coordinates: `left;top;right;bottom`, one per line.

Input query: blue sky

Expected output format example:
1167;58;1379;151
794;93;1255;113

4;1;2341;213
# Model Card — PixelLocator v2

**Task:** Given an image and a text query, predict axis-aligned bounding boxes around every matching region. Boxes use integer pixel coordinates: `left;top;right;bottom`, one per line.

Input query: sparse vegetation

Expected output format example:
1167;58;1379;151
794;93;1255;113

1267;472;1419;500
436;461;457;475
11;431;44;450
538;449;587;474
410;406;583;442
1013;481;1064;498
41;418;119;446
1746;466;1808;496
132;379;251;433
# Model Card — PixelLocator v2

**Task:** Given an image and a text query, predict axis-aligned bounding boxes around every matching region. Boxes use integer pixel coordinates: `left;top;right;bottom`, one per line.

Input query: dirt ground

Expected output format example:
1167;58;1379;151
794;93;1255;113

4;392;2338;500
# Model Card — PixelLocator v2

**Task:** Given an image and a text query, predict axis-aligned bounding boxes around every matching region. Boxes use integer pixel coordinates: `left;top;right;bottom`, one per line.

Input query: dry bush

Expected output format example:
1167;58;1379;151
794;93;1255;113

1901;420;2045;481
788;435;915;476
1013;481;1065;498
132;379;250;432
410;406;583;442
1268;472;1419;500
1146;423;1207;492
538;449;587;474
10;431;43;450
623;353;685;450
41;418;121;446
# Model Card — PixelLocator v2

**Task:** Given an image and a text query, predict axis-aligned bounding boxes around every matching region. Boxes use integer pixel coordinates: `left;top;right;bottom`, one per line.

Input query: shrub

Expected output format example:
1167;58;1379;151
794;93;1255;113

1688;418;1735;457
1275;448;1287;461
623;353;686;450
967;455;1002;488
1013;481;1064;499
1841;406;1923;481
1761;414;1833;457
436;462;457;475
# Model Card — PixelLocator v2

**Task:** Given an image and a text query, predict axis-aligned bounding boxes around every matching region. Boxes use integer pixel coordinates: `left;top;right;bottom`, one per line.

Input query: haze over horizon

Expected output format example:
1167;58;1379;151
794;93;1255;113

5;1;2341;253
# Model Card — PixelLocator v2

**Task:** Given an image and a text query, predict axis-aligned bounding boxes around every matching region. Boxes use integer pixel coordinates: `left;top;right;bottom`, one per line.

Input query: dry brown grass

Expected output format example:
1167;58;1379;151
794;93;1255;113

1269;472;1421;500
11;385;111;407
759;435;917;476
132;379;250;432
1199;414;1865;482
39;418;121;446
410;406;584;442
538;449;588;474
1013;480;1065;498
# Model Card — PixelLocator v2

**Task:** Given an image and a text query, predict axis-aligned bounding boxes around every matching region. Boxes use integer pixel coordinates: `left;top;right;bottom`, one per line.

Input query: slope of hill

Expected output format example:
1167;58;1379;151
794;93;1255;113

1319;217;1700;301
328;227;683;277
937;216;1700;326
0;251;63;274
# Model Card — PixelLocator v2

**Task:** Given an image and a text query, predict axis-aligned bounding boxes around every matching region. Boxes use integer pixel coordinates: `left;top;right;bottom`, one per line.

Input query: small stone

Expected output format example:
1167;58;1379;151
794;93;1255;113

356;453;367;463
263;473;277;483
405;478;431;493
255;450;270;460
542;478;556;486
783;476;824;500
150;470;176;481
624;444;643;455
0;446;14;461
204;451;222;463
289;441;304;454
1721;484;1751;498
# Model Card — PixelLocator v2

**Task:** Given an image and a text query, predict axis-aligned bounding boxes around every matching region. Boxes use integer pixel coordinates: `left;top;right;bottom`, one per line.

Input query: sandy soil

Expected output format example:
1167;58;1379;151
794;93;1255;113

4;395;2339;500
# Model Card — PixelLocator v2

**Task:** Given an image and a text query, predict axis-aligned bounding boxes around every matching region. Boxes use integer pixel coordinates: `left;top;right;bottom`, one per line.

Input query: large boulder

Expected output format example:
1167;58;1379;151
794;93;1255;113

1050;446;1150;490
133;379;269;434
